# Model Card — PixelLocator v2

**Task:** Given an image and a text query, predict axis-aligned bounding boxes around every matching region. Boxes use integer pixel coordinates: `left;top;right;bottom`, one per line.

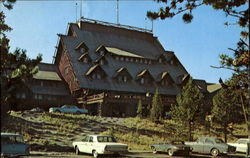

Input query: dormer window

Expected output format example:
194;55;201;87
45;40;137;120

78;53;91;64
85;64;107;80
75;42;89;53
113;67;132;83
136;69;154;85
95;56;107;65
158;72;174;86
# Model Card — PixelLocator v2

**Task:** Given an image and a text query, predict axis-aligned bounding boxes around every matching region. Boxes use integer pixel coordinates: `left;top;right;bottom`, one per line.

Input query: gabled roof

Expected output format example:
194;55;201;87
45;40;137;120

33;71;61;81
113;67;132;79
85;64;106;76
136;69;154;80
158;72;174;83
106;47;145;58
207;84;221;93
94;55;107;64
78;53;92;61
75;41;89;51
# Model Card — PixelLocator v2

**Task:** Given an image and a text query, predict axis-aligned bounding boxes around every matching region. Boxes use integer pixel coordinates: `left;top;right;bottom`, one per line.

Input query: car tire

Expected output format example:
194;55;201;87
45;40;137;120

151;146;157;154
211;148;219;157
75;146;80;155
168;149;174;156
93;150;99;158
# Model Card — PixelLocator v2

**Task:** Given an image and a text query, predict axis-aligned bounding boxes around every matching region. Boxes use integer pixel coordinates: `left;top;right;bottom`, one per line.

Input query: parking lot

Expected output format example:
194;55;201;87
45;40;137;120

19;151;246;158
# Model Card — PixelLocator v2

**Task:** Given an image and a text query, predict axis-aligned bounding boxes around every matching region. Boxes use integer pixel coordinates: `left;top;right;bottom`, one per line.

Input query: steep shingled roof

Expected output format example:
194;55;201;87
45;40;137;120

55;20;189;95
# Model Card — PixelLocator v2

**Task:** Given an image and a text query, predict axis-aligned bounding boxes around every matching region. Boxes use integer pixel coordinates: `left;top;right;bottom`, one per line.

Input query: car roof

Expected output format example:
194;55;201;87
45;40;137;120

1;133;21;136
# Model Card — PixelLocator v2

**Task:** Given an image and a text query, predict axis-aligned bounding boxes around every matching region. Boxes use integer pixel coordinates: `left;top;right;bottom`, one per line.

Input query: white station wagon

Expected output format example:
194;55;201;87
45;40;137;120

72;135;128;158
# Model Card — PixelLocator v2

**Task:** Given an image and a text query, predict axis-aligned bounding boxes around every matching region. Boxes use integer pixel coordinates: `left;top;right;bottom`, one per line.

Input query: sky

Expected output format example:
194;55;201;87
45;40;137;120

2;0;244;83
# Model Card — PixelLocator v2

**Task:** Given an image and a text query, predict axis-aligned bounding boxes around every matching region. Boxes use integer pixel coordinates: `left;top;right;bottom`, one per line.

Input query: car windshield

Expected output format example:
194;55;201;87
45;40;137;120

1;135;24;144
97;136;117;143
215;138;224;143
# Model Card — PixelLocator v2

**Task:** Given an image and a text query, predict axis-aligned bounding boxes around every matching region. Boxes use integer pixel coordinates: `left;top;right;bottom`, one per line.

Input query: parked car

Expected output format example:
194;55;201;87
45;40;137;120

185;137;236;157
228;138;250;153
49;105;88;114
1;133;30;157
30;107;45;113
151;140;192;156
72;135;128;158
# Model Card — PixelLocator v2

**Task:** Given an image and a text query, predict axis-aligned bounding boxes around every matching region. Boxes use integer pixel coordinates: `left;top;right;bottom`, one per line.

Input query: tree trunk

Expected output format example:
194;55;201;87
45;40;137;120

224;125;227;143
189;120;192;141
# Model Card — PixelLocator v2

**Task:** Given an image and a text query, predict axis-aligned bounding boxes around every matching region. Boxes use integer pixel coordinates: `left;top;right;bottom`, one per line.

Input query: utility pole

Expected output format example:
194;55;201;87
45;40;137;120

116;0;119;24
80;0;82;19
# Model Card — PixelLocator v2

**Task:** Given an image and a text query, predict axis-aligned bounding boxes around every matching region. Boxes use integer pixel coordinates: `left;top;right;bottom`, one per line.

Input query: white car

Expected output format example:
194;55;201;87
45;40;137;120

49;105;88;114
72;135;128;158
228;138;250;153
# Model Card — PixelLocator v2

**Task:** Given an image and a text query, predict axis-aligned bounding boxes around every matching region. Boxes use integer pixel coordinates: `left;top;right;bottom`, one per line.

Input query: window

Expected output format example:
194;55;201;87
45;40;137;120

149;60;152;64
130;58;134;62
159;58;162;63
120;57;124;61
80;47;85;53
99;60;104;65
115;56;119;60
89;137;93;142
97;73;101;79
40;81;44;87
170;60;174;65
144;60;148;64
140;77;145;84
135;59;139;63
125;57;129;61
100;50;105;56
21;93;26;99
123;76;127;82
118;75;128;82
83;58;88;63
140;59;143;63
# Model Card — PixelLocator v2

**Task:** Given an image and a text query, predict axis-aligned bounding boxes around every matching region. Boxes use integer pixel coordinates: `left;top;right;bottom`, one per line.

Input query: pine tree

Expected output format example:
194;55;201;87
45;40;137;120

1;2;42;116
136;99;143;118
171;77;203;141
150;88;164;123
212;83;241;142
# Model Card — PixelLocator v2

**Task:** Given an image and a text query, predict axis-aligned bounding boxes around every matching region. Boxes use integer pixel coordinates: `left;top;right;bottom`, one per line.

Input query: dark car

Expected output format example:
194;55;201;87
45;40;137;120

151;140;192;156
185;137;236;157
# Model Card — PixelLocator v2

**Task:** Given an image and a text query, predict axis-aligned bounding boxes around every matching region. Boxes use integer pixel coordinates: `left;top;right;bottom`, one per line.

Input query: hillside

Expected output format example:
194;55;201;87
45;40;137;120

1;111;247;152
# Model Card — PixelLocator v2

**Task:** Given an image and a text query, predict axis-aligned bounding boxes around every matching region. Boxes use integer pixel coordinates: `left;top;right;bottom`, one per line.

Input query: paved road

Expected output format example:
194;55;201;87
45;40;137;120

19;151;246;158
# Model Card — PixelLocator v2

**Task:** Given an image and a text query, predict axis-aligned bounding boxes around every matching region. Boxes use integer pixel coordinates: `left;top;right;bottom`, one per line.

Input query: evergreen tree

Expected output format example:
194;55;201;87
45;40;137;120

1;2;42;116
171;77;203;141
150;88;164;123
212;82;242;142
136;99;143;118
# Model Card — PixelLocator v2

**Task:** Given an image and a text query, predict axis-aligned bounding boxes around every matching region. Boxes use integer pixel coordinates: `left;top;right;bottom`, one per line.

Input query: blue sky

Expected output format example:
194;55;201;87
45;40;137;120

2;0;243;83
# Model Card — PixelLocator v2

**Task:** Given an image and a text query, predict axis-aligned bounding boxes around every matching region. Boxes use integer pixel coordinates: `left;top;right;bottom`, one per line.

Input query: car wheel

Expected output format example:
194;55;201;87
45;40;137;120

211;148;219;157
168;149;174;156
75;146;80;155
151;146;157;154
93;150;99;158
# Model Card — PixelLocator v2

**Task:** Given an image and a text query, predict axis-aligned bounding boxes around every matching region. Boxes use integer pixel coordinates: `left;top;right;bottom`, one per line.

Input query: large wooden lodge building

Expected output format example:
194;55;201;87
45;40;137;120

13;18;221;117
